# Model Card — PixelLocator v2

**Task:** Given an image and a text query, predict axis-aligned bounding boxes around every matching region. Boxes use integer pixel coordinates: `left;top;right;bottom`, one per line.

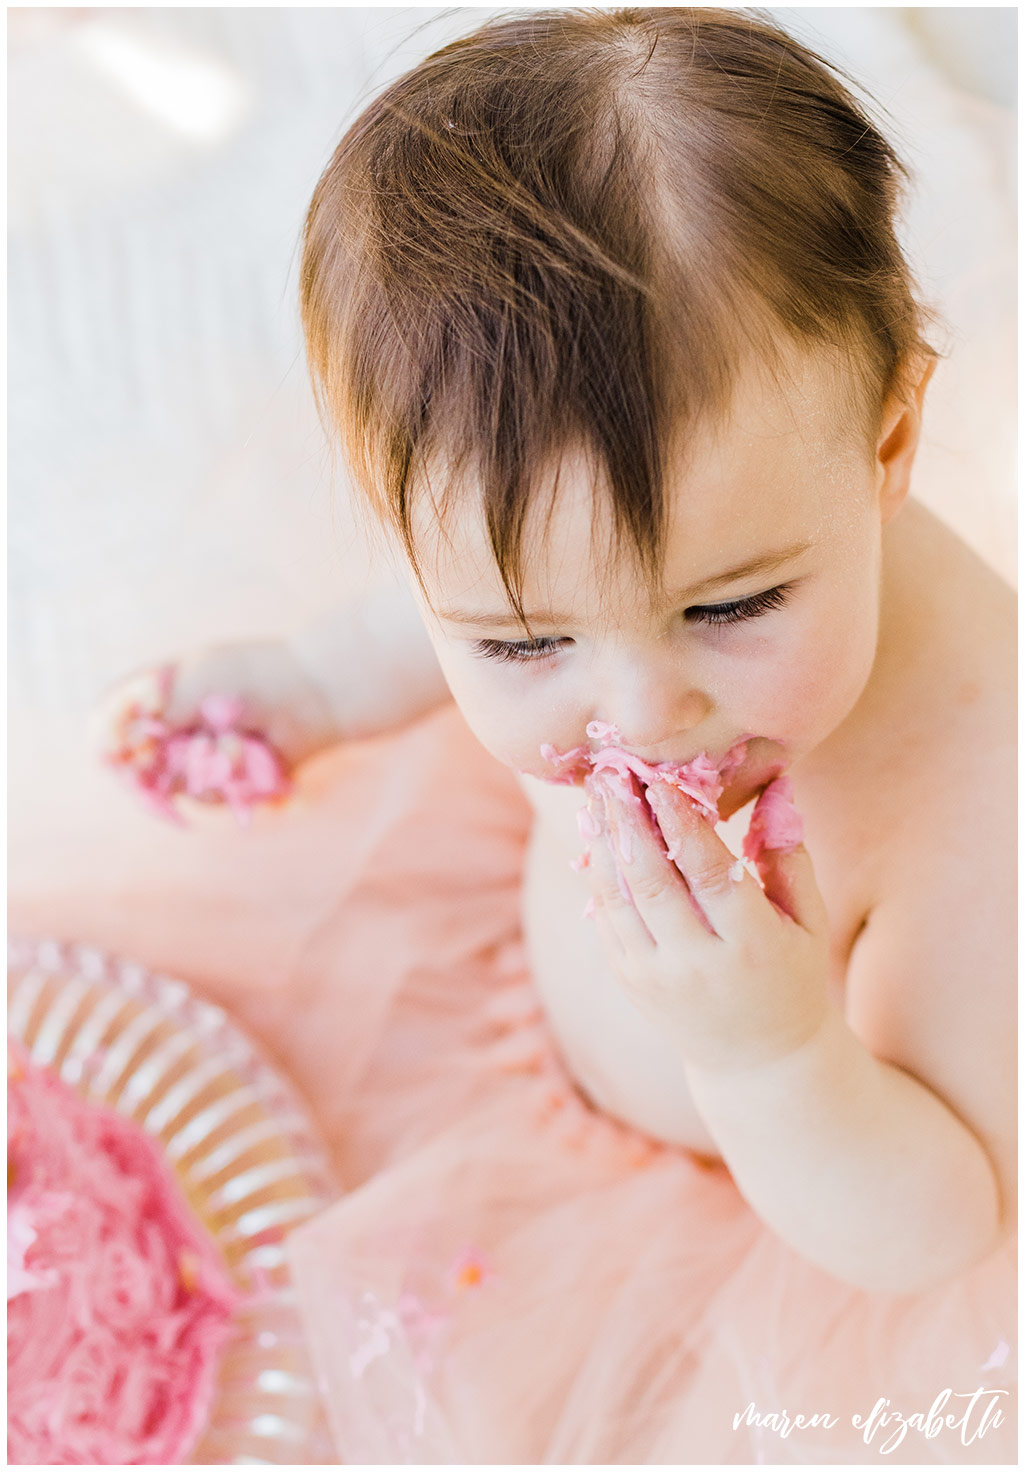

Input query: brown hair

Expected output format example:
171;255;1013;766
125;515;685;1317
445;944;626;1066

301;6;935;622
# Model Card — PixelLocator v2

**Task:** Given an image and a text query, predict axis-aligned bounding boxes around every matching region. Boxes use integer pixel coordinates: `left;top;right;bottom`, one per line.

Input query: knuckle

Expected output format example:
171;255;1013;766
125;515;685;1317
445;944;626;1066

686;860;734;899
592;864;627;901
600;891;631;915
595;884;631;918
628;869;670;905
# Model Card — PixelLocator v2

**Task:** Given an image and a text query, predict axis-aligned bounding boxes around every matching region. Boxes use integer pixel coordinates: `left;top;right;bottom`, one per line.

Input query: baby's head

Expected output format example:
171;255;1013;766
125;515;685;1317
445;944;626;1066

302;6;936;804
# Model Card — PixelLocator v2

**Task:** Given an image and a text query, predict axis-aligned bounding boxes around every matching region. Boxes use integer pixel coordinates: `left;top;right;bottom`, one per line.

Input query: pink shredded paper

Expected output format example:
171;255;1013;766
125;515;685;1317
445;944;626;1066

7;1046;237;1465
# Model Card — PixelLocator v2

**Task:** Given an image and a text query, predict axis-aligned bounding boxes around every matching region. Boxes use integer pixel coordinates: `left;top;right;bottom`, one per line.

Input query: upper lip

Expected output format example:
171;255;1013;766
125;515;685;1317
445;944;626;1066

601;737;755;770
589;749;720;774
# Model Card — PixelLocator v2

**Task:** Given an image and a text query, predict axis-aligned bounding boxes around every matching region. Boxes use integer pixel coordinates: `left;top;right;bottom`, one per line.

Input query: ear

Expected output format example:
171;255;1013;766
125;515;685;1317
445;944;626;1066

875;353;938;524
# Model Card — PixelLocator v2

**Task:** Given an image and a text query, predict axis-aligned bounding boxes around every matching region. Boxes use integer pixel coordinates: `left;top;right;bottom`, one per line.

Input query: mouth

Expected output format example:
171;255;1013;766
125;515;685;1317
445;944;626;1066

537;725;786;822
714;750;787;821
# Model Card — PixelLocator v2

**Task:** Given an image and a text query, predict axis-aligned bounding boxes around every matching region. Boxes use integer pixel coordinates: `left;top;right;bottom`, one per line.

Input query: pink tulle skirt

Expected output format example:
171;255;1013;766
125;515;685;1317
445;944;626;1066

278;707;1017;1464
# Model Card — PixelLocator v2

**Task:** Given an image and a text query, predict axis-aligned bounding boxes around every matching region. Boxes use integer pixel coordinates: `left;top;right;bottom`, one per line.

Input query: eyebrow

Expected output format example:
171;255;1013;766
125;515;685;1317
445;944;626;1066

437;541;812;628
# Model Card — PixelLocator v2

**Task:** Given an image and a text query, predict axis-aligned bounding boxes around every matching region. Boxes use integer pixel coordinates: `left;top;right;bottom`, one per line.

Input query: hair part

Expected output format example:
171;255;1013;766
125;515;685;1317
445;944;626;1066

301;6;938;625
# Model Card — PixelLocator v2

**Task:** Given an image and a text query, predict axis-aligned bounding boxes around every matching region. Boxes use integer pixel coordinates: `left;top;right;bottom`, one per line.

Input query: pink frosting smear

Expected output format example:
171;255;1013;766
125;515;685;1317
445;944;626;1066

104;670;290;825
542;723;802;863
741;775;804;862
7;1045;237;1465
541;721;743;823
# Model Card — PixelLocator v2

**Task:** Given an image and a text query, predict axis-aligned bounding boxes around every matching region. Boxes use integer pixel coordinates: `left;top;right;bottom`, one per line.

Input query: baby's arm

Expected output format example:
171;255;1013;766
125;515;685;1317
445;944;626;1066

287;574;451;748
584;755;1012;1295
685;1001;1005;1295
98;573;451;777
682;805;1014;1295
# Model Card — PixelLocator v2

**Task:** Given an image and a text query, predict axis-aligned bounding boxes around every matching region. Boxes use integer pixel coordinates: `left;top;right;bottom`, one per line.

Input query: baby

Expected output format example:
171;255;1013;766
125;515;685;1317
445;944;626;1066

101;7;1014;1301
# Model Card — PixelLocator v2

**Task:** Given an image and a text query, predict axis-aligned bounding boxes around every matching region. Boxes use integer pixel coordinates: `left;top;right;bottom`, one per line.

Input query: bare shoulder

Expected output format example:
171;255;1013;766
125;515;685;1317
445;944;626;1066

843;509;1016;1234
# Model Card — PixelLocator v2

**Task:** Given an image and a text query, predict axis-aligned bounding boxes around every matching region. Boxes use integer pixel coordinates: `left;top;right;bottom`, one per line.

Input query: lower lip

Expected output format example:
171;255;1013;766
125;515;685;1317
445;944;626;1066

720;736;787;779
722;747;788;799
525;735;789;791
719;736;773;770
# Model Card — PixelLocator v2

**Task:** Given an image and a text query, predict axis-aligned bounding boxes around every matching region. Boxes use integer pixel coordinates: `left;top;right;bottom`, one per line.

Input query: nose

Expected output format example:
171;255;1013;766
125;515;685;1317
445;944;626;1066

595;653;712;754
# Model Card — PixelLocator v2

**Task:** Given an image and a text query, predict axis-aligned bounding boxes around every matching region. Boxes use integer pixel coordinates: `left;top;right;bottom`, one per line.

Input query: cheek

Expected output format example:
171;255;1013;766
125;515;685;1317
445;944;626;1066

735;598;878;739
435;651;579;774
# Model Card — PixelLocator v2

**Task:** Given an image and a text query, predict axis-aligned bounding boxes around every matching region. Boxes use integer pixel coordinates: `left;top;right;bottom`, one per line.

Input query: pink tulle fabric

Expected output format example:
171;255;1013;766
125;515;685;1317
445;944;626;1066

276;707;1018;1465
7;1046;236;1465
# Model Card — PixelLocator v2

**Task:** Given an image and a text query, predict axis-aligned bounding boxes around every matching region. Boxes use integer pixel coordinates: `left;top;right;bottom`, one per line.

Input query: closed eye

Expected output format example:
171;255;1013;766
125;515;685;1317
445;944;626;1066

471;582;795;662
686;583;793;626
472;635;568;664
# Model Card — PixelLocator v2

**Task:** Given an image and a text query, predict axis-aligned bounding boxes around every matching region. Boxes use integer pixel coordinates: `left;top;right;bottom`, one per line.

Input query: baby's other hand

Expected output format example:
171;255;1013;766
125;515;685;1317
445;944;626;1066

92;639;345;818
157;639;344;770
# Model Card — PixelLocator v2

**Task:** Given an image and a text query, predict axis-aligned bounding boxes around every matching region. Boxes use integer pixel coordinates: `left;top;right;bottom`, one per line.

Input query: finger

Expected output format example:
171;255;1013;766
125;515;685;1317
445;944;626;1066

90;664;175;756
581;788;656;952
595;770;719;940
754;843;829;933
742;777;828;932
644;779;761;940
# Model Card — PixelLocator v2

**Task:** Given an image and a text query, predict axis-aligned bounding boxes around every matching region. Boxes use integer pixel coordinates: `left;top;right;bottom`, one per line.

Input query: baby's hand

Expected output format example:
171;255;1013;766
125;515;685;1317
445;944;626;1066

162;640;345;767
93;640;343;822
582;771;832;1075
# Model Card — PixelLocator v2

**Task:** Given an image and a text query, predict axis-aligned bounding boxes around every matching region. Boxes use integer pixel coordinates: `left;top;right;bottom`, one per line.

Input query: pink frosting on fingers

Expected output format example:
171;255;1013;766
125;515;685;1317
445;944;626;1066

741;776;804;862
103;682;291;824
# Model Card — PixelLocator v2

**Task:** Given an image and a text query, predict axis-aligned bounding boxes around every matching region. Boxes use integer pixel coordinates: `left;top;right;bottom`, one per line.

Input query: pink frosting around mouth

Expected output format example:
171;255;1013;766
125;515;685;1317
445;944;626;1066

540;721;744;822
540;722;802;859
7;1045;237;1466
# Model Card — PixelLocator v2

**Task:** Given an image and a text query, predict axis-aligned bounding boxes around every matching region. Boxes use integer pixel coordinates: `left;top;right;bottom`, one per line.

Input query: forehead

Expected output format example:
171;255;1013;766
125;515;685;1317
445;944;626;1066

410;345;870;616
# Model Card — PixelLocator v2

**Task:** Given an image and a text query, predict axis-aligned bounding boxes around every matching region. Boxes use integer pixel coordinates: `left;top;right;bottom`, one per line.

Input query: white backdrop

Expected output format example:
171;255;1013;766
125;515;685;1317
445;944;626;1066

8;6;1017;904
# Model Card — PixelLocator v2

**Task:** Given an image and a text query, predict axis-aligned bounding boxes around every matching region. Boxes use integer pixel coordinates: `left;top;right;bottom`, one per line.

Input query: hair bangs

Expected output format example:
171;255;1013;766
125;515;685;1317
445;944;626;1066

301;7;938;617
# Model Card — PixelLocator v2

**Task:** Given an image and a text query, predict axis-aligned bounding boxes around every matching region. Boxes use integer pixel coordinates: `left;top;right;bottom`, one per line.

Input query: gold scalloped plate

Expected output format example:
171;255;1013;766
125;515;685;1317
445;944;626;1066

8;936;337;1465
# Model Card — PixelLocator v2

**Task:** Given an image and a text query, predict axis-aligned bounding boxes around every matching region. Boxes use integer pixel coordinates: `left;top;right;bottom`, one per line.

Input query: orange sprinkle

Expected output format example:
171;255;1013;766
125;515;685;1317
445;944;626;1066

8;1158;17;1191
178;1250;200;1293
455;1262;484;1289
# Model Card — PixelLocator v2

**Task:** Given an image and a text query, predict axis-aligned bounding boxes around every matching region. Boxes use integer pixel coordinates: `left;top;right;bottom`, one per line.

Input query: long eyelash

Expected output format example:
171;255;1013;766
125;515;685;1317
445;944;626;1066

473;636;565;664
687;583;792;627
472;583;793;659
